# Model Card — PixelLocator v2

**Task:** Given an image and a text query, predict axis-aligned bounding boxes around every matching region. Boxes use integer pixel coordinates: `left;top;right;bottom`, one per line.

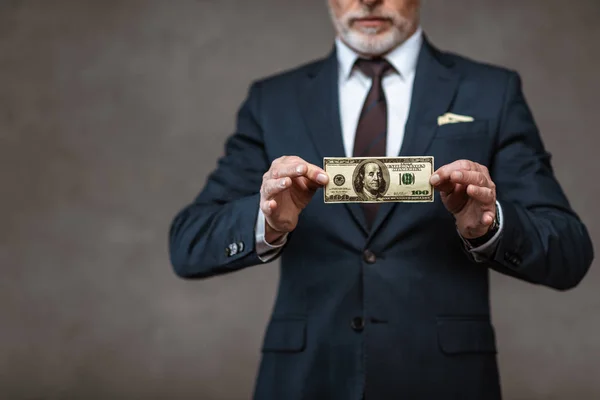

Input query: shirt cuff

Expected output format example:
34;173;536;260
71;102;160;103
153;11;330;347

461;201;504;262
255;209;288;262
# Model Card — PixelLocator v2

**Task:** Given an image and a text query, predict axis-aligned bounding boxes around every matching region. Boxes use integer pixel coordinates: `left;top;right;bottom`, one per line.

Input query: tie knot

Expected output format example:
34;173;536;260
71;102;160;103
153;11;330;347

355;58;394;80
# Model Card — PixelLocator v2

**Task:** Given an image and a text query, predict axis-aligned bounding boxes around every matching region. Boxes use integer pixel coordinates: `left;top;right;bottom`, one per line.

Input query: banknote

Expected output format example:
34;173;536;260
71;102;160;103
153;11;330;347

323;156;434;203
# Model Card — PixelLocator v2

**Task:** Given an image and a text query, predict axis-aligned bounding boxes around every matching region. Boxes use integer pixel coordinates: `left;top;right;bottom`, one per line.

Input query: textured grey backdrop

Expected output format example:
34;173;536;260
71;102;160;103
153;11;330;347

1;0;599;399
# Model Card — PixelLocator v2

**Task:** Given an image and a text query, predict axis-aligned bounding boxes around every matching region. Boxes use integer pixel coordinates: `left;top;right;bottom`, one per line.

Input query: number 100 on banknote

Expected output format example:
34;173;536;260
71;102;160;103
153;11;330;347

323;156;434;204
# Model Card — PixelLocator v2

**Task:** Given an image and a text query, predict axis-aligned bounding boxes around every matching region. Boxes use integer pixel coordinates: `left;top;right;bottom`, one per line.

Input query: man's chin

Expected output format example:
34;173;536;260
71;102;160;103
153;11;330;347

342;29;401;56
351;20;391;35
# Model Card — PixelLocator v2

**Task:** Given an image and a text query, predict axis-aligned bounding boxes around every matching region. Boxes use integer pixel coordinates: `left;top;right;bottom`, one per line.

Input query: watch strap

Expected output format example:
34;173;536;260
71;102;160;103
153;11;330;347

466;206;500;248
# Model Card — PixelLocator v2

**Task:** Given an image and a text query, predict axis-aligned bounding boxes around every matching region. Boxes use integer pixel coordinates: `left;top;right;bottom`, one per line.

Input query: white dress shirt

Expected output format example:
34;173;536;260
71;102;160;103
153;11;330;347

255;27;502;261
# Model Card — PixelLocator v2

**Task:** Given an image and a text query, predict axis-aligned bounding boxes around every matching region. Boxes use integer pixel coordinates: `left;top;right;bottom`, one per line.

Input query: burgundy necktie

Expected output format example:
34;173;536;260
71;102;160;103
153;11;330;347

352;58;394;228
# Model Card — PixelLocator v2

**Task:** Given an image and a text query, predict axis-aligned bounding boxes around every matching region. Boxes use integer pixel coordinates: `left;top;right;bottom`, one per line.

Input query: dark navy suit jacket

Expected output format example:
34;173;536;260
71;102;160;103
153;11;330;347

169;38;593;400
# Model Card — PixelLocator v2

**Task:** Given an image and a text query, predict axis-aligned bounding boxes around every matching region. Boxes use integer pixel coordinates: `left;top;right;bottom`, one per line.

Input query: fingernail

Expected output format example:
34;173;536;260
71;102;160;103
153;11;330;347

317;173;328;184
280;178;287;188
296;165;305;174
454;171;463;180
430;174;440;185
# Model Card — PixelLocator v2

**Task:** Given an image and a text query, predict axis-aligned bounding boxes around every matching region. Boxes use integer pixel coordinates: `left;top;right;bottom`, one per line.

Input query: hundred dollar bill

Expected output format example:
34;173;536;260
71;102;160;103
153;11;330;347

324;156;434;203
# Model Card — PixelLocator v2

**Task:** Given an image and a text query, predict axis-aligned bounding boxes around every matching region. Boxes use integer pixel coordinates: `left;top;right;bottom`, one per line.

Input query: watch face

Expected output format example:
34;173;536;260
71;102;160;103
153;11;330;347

493;207;501;230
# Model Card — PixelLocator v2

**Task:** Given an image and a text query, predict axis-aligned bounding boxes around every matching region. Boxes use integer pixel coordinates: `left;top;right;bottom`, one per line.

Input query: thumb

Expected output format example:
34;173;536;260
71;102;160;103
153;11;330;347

295;176;321;192
433;180;456;194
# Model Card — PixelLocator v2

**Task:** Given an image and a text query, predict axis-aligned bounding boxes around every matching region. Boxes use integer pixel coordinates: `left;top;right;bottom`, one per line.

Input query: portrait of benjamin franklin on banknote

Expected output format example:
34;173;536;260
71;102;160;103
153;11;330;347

352;159;390;201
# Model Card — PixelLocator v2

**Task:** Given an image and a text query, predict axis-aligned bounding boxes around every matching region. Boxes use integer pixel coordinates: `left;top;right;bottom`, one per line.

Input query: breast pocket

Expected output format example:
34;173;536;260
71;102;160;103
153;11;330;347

430;120;492;166
434;120;490;141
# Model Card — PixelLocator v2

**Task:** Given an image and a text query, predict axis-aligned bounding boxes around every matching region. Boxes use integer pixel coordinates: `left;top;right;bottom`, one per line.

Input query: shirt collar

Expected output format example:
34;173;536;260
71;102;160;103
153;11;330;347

335;26;423;81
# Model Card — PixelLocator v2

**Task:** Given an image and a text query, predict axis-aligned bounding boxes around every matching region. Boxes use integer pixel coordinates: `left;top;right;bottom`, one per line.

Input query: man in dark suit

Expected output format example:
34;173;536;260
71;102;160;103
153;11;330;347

169;0;594;398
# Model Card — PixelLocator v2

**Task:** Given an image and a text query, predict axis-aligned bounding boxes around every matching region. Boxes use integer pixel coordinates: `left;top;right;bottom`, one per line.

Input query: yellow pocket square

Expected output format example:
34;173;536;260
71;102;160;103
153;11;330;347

437;113;475;126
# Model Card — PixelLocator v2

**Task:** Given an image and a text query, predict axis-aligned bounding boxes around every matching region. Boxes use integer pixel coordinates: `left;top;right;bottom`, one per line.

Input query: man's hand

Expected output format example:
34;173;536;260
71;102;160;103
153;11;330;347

260;156;329;243
430;159;497;239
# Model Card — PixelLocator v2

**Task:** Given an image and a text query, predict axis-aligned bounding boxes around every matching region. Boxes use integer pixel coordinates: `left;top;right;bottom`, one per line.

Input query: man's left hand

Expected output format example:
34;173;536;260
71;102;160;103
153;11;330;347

430;160;497;239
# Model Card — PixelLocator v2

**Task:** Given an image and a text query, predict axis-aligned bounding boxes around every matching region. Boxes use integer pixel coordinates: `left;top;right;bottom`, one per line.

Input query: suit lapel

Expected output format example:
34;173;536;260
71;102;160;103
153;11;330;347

298;49;369;234
369;37;461;239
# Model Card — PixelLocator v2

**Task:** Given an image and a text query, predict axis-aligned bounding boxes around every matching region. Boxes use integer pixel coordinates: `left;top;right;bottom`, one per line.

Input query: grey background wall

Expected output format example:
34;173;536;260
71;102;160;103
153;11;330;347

1;0;598;399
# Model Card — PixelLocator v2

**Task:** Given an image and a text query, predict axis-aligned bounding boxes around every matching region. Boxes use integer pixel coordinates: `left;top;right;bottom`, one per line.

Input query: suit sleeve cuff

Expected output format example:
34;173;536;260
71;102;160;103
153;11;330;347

255;209;288;262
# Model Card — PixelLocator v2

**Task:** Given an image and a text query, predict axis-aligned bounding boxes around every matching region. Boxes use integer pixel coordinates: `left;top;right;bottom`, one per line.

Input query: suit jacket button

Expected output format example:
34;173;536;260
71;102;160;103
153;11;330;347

238;241;245;252
363;250;376;264
504;252;521;266
351;317;365;332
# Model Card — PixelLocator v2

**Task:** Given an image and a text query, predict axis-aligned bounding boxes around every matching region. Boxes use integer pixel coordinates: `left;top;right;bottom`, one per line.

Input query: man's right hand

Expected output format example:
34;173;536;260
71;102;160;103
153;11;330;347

260;156;329;243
